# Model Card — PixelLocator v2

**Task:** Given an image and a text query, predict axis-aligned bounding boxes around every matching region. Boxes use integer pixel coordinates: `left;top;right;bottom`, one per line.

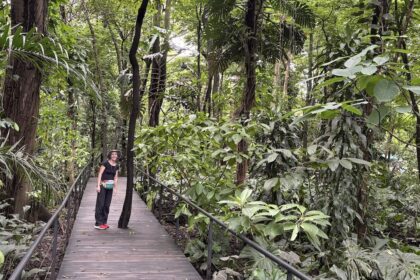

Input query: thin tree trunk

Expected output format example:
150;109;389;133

148;0;162;127
3;0;48;216
60;5;77;184
283;52;291;110
82;0;108;160
355;0;390;239
118;0;149;229
396;0;418;180
203;74;213;115
235;0;262;185
67;78;77;184
196;4;203;111
302;32;314;150
212;71;220;117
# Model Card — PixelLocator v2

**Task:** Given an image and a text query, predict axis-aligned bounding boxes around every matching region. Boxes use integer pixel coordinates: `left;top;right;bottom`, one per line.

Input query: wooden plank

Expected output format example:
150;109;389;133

57;177;202;280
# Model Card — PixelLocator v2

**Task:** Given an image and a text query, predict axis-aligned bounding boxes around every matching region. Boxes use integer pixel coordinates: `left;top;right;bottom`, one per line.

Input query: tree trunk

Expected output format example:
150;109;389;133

355;0;390;239
148;1;162;127
203;74;213;115
3;0;48;216
195;4;203;111
66;78;77;184
212;71;220;117
82;0;108;160
302;32;314;151
235;0;261;185
396;0;418;180
283;52;292;110
118;0;149;229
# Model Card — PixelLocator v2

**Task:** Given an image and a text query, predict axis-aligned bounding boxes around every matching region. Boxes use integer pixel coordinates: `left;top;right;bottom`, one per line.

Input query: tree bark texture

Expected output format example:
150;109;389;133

235;0;261;185
3;0;49;216
118;0;149;229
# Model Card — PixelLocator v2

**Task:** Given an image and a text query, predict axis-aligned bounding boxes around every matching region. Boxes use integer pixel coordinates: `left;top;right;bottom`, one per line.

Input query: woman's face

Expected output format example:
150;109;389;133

110;152;118;161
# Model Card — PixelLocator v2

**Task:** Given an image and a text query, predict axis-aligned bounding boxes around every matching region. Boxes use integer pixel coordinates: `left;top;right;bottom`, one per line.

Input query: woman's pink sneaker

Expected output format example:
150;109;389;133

104;224;110;229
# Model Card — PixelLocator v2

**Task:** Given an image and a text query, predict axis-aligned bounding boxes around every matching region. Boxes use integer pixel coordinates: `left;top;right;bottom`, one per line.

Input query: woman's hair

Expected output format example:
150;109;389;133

107;150;120;160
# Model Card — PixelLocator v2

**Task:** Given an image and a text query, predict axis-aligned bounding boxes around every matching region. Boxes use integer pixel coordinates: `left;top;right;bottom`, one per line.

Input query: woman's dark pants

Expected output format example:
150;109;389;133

95;187;113;226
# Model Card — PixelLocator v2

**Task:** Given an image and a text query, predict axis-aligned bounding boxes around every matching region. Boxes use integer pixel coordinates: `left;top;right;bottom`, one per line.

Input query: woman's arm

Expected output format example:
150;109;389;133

114;171;119;193
97;165;105;192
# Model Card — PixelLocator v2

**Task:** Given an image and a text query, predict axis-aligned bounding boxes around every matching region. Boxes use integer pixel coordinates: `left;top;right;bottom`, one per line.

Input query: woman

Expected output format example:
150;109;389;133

95;150;119;230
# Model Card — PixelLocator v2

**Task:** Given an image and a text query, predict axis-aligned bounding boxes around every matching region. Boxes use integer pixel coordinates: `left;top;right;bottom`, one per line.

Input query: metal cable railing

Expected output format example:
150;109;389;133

9;155;99;280
138;169;312;280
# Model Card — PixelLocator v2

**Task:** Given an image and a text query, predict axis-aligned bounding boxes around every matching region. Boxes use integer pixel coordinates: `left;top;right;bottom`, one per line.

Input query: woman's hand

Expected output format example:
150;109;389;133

96;185;101;193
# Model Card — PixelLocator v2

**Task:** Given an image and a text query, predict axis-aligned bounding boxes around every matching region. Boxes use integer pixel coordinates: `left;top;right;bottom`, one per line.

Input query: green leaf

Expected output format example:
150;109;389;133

316;77;345;89
374;79;399;102
264;223;284;240
327;159;340;171
340;159;352;170
365;75;383;96
367;105;391;126
373;56;389;66
307;145;317;155
232;134;242;144
239;189;253;204
263;178;279;191
347;158;371;166
344;55;362;68
403;86;420;95
0;250;4;267
266;152;278;163
360;65;377;75
395;106;412;114
290;225;300;241
342;103;362;115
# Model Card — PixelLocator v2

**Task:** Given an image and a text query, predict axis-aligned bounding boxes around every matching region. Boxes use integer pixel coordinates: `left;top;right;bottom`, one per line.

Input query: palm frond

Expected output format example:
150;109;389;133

0;25;100;101
270;0;316;28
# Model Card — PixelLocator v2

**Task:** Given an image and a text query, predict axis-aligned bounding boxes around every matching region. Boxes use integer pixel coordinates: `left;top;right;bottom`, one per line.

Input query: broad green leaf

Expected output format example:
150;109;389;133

367;105;391;126
360;65;377;75
327;159;340;171
365;75;383;96
290;225;300;241
263;177;279;191
374;79;399;102
403;86;420;95
342;103;362;115
239;188;253;204
266;152;278;163
373;56;389;65
340;159;352;170
344;55;362;68
277;148;292;158
395;106;412;113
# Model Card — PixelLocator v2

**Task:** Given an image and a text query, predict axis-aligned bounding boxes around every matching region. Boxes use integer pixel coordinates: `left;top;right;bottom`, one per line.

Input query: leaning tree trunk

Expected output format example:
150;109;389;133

3;0;49;216
235;0;261;185
118;0;149;229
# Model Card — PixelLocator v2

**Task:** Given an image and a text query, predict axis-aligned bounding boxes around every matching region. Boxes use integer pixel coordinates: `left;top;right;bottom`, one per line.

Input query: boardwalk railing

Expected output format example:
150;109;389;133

138;169;312;280
9;155;98;280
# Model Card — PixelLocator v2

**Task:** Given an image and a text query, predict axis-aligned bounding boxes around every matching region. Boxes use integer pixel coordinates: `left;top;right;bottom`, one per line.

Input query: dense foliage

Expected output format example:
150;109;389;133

1;0;419;279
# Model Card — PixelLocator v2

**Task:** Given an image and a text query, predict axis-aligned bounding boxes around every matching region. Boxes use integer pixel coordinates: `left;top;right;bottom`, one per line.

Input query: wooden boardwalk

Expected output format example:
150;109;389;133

57;177;202;280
